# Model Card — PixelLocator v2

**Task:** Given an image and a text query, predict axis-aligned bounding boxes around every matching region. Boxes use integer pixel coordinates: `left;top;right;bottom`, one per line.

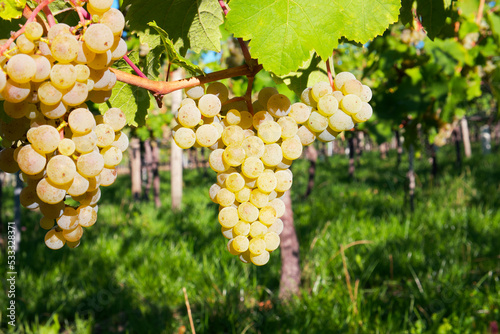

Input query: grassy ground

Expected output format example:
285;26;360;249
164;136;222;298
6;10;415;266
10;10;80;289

0;144;499;333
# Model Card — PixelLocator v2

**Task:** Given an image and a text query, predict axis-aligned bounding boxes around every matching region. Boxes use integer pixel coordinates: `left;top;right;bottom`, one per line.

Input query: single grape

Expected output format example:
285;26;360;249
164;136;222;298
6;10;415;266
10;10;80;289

94;124;115;147
40;101;67;119
38;81;63;105
275;169;293;192
77;151;105;177
267;94;291;117
111;131;129;152
198;93;222;117
352;102;373;123
62;225;83;242
72;131;98;153
241;136;265;158
51;33;79;63
103;108;126;131
216;188;235;207
40;217;55;230
24;22;43;40
195;124;220;147
44;229;66;250
184;85;205;100
218;207;239;228
27;125;60;154
260;143;282;167
67;172;90;196
177;104;202;128
258;121;282;144
307;111;328;132
270;198;285;218
57;207;79;230
47;23;70;40
257;87;278;107
36;178;66;204
100;8;125;35
16;34;35;53
101;146;122;168
3;79;31;103
334;72;356;91
6;54;37;83
222;145;246;167
206;82;229;103
88;0;113;13
221;125;244;146
328;110;354;132
249;189;269;208
231;236;250;253
264;232;280;251
317;95;339;117
62;82;89;106
256;170;277;193
31;55;52;82
174;127;196;149
340;94;362;115
248;238;266;255
46;155;77;185
77;205;98;227
84;24;114;53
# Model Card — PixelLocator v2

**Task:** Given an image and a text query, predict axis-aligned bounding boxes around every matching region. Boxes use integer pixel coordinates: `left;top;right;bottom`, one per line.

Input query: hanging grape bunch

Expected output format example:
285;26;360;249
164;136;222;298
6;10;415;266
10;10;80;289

172;72;373;266
0;0;129;249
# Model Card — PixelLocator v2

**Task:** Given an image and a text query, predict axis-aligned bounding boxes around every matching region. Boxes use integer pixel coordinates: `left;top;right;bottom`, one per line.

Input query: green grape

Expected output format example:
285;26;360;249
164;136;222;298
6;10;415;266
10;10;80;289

46;155;77;185
77;205;98;227
334;72;356;90
275;169;293;192
111;131;129;152
44;229;66;250
51;33;79;63
88;0;113;12
62;225;83;242
221;125;244;146
94;124;115;147
300;87;317;108
222;144;246;167
73;131;98;153
218;206;239;228
252;111;273;130
239;111;253;129
31;55;52;82
311;81;332;102
174;127;196;149
209;183;222;203
177;104;202;128
195;124;219;147
75;41;96;64
225;172;245;193
277;116;298;139
0;148;19;173
84;24;114;53
0;70;6;92
257;87;278;107
20;183;40;210
38;81;63;105
184;85;205;100
47;23;70;40
340;94;362;115
40;101;67;119
27;125;60;154
225;109;241;125
99;167;117;186
3;79;31;103
209;149;229;173
258;120;281;144
40;217;55;230
16;145;46;175
101;146;122;168
110;37;127;60
264;232;280;251
62;82;88;106
250;250;270;266
87;89;112;104
240;157;263;179
307;111;328;132
249;189;269;208
180;98;196;107
36;178;66;204
198;93;222;117
233;221;250;236
317;127;338;142
75;64;90;82
103;108;126;131
39;201;65;219
16;34;35;53
268;218;283;235
267;94;291;117
91;69;116;90
88;50;112;70
6;54;37;83
317;95;339;117
261;143;282;167
77;151;104;177
101;8;125;35
25;22;43;40
3;100;33;119
241;136;265;159
328;110;354;132
68;108;96;135
248;237;266;255
206;82;229;103
281;136;303;160
352;102;373;123
250;221;268;238
67;172;90;196
235;187;251;203
289;102;312;125
87;175;101;192
50;64;76;89
236;202;258;223
270;198;285;218
58;138;76;156
73;188;101;206
221;226;235;239
360;85;372;103
216;188;235;207
231;235;250;253
341;79;363;96
256;170;277;193
259;205;277;226
56;207;79;230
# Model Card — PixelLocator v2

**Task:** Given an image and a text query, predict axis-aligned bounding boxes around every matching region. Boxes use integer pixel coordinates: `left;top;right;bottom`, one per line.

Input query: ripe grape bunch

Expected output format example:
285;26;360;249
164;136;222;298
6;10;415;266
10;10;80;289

0;0;129;249
172;72;373;266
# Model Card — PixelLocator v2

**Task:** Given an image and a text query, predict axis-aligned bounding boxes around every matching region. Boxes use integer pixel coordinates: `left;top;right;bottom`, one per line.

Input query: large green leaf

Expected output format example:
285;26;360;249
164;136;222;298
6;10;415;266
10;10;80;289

123;0;224;55
0;0;26;20
416;0;446;39
99;53;151;127
225;0;400;76
148;22;204;76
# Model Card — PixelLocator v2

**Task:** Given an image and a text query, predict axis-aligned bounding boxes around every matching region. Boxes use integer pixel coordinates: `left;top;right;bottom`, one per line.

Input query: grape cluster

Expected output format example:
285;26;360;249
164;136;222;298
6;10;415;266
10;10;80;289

0;0;128;249
172;72;372;266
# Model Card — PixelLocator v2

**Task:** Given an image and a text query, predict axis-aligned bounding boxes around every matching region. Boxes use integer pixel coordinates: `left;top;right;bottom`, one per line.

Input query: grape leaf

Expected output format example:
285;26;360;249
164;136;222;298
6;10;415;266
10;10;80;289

225;0;400;76
123;0;224;55
148;21;204;76
0;0;26;20
272;54;328;96
416;0;446;40
400;0;415;26
99;53;151;127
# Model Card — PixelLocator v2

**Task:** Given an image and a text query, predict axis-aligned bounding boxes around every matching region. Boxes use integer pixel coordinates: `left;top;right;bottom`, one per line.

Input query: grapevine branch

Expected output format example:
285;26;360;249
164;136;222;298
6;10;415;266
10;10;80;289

111;63;263;96
0;0;56;56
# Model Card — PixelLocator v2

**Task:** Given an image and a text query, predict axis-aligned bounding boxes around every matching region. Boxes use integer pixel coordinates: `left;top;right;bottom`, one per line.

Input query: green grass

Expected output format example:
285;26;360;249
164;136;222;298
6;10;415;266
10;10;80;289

0;144;499;333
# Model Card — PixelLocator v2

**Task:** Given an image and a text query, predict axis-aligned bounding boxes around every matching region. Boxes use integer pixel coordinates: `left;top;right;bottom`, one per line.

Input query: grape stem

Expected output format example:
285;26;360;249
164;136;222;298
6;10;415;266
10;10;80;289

42;3;56;27
0;0;56;56
123;55;148;79
112;63;263;95
476;0;486;25
326;58;334;89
